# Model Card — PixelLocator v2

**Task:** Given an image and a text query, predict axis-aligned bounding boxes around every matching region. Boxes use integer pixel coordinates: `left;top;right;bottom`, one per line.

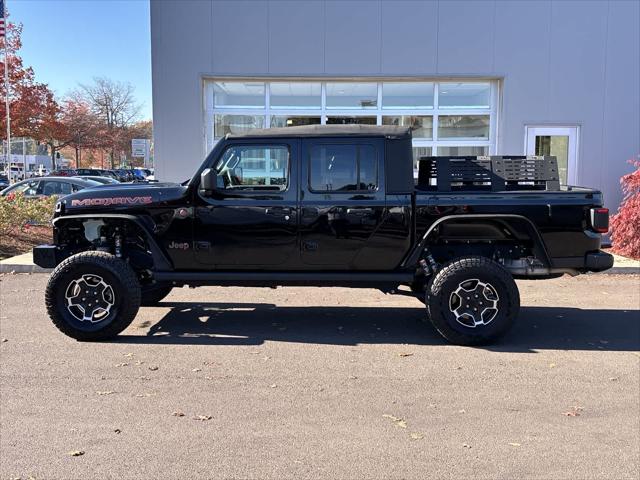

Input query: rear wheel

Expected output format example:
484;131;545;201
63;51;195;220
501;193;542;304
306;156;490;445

45;252;141;341
425;256;520;345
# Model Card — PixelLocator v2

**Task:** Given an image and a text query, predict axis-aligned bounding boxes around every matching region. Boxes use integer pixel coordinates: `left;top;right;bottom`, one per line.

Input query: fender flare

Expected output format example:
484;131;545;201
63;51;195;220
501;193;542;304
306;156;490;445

52;213;173;271
402;214;552;268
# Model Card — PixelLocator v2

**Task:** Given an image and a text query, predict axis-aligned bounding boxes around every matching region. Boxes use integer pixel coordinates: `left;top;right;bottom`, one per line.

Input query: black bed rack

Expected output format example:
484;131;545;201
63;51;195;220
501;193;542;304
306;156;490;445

417;155;560;192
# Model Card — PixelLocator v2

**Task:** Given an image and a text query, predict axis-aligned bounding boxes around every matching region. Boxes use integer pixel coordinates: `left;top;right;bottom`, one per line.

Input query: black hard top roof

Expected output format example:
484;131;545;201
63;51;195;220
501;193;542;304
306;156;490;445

226;124;412;139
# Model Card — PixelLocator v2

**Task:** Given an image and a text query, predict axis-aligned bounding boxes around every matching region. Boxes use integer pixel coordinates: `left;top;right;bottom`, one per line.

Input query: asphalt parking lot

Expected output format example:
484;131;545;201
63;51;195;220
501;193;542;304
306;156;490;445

1;273;639;480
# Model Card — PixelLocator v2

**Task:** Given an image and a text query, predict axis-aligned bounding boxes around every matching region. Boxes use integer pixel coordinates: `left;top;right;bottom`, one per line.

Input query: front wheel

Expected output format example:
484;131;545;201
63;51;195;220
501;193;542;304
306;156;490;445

45;252;141;341
425;256;520;346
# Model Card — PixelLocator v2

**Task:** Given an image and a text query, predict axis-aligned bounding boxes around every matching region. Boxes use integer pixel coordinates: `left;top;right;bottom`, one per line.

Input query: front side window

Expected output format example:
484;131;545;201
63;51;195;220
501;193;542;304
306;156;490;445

309;144;377;192
7;180;39;196
215;145;289;190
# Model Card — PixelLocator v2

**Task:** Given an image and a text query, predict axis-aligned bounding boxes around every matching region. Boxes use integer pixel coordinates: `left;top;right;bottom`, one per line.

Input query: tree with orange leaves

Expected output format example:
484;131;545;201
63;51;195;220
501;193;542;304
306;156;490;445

0;21;55;147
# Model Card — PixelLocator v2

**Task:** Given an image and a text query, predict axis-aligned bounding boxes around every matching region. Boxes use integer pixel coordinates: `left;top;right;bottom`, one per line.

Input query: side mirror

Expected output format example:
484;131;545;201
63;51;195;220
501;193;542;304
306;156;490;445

200;168;225;194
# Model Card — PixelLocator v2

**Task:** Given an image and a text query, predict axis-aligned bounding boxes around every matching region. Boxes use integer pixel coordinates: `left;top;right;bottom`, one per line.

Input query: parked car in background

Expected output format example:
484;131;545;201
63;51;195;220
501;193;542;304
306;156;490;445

33;165;51;177
0;173;9;190
1;177;101;198
77;176;121;185
110;169;130;182
49;169;78;177
6;165;27;182
133;168;156;182
97;170;121;181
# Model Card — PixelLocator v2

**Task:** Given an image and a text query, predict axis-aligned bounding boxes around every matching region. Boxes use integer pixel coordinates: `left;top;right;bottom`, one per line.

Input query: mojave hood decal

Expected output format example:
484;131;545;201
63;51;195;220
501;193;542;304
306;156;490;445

70;196;154;207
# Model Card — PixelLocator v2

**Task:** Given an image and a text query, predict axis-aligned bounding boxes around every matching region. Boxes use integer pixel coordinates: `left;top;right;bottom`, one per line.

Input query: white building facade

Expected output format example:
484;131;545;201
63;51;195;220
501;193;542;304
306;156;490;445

150;0;639;209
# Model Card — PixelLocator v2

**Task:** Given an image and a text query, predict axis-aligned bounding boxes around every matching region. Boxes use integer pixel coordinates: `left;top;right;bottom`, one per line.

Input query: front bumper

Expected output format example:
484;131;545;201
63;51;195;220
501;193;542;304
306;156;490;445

33;245;60;269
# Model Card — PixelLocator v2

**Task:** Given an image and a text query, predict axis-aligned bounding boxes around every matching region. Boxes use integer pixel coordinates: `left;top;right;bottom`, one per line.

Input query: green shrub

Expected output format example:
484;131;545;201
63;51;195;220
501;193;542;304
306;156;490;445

0;192;57;237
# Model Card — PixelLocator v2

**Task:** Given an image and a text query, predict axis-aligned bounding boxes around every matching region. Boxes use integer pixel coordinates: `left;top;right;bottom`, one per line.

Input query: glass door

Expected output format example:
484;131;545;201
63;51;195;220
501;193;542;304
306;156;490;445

525;126;579;185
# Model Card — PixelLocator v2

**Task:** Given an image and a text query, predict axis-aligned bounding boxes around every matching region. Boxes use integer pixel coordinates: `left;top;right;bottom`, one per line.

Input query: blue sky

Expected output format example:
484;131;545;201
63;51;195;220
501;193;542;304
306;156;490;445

10;0;152;120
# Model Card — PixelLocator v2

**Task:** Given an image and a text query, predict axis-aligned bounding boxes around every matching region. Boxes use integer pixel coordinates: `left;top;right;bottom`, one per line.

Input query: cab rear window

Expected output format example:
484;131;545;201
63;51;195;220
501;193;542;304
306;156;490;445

309;144;377;192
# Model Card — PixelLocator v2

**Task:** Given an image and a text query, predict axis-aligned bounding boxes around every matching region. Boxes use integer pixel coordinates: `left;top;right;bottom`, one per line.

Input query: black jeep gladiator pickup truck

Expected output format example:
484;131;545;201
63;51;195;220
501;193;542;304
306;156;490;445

34;125;613;345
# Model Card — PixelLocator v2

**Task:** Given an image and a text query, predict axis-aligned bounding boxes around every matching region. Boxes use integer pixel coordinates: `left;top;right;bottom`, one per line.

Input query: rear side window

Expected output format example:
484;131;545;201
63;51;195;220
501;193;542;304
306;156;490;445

309;144;377;192
39;180;73;196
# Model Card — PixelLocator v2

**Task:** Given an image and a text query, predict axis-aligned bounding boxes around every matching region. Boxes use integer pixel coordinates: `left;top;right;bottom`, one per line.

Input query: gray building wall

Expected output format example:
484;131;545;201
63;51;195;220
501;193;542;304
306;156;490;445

150;0;640;210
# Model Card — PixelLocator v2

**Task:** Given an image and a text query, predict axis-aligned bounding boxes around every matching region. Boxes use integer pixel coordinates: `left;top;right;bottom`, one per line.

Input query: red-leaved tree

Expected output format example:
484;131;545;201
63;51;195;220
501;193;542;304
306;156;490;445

610;158;640;259
0;22;55;140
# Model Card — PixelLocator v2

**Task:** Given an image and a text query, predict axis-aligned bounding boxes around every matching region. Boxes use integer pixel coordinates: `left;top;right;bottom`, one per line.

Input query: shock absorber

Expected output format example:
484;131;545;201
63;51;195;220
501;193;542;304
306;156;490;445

114;228;123;258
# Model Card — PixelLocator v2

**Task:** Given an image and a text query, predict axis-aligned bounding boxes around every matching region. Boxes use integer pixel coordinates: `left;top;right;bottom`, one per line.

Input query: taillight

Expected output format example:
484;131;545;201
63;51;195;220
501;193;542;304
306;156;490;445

590;207;609;233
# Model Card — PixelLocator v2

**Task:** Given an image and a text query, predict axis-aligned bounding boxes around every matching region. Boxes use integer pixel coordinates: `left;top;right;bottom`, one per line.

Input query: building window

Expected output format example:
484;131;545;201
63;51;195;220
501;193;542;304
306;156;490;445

325;82;378;109
326;116;377;125
382;115;433;139
213;81;265;108
438;115;490;139
214;114;265;137
270;115;321;128
270;82;321;109
437;146;488;156
206;80;498;174
438;82;490;109
382;82;434;109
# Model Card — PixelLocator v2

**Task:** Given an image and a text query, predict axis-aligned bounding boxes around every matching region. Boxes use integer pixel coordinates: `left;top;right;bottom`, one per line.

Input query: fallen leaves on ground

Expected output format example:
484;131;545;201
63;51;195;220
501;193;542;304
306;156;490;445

462;443;472;449
68;450;85;456
172;411;185;417
113;429;122;434
96;391;115;396
115;363;129;367
192;368;202;372
410;433;424;440
148;365;159;371
193;415;212;421
398;353;414;357
509;442;522;447
563;406;584;417
382;414;407;429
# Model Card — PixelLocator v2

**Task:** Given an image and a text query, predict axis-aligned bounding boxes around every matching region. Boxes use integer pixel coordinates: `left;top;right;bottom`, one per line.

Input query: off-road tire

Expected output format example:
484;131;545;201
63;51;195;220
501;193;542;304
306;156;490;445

140;283;173;306
45;251;141;341
425;256;520;345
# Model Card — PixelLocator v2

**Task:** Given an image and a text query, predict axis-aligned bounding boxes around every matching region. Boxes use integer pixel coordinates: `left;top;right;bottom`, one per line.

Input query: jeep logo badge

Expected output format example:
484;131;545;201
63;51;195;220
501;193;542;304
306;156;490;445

168;241;190;250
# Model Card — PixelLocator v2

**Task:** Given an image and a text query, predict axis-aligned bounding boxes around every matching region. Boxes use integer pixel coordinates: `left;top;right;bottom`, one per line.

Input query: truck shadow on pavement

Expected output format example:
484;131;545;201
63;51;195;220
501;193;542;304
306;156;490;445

115;302;640;352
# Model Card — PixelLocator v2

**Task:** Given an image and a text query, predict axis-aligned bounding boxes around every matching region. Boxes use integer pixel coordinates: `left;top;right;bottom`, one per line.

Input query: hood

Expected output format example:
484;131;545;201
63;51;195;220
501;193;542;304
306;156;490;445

58;182;188;215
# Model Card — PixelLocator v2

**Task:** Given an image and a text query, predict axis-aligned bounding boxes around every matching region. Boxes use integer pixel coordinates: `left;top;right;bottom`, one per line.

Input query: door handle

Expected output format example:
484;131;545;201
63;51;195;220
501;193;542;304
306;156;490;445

265;207;292;215
346;207;375;215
